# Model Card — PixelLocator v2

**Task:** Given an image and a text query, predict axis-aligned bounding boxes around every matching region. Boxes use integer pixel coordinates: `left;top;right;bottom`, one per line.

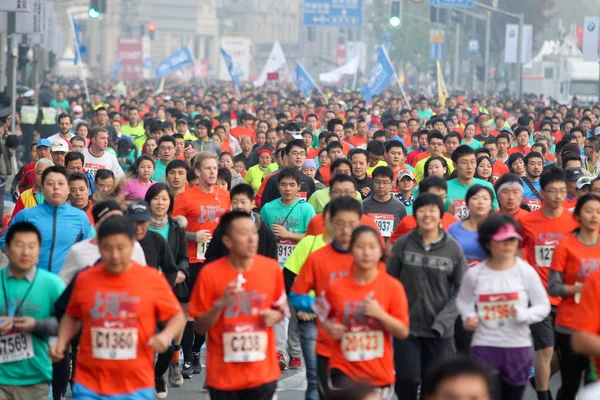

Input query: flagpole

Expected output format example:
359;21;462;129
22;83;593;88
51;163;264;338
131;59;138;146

69;14;90;103
299;62;327;103
381;45;409;107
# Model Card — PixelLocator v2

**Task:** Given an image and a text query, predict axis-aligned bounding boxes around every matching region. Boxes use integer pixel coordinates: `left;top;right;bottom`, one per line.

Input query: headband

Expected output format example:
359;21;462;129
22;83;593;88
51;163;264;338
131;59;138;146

496;181;523;195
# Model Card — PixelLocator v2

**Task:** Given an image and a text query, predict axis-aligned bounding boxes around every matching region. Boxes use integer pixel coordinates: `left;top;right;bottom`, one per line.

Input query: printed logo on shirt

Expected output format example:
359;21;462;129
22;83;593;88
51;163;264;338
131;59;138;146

223;290;267;319
403;251;453;272
197;205;228;223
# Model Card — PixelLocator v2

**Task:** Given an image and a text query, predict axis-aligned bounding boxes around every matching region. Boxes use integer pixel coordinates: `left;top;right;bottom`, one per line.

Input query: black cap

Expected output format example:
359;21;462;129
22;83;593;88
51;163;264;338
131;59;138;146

0;108;12;119
92;200;122;224
176;118;188;125
126;199;151;222
566;167;585;182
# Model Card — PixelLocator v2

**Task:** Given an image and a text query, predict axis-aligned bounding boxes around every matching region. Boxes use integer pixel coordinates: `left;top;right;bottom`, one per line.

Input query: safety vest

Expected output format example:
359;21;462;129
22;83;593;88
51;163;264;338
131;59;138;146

20;105;38;125
41;107;57;125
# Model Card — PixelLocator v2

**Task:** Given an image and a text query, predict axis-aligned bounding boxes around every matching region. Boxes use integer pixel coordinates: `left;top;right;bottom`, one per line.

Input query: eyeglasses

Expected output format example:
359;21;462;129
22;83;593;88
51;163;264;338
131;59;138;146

331;190;356;197
290;151;306;157
159;146;175;151
332;221;359;230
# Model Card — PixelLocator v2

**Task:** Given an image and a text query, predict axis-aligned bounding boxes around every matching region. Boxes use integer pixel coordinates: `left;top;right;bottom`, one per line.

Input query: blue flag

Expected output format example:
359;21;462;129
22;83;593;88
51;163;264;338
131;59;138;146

156;46;194;79
296;62;315;97
70;14;87;65
360;46;395;101
220;48;241;89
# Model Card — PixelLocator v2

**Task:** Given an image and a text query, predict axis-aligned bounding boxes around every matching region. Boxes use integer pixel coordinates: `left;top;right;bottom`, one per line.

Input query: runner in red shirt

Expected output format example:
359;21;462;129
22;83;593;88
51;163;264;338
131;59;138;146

189;211;288;399
323;226;409;398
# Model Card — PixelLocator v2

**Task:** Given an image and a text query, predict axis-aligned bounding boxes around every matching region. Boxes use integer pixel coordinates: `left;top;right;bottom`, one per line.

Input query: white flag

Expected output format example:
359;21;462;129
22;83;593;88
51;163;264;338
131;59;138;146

504;24;519;64
254;41;287;87
583;16;600;62
319;55;360;83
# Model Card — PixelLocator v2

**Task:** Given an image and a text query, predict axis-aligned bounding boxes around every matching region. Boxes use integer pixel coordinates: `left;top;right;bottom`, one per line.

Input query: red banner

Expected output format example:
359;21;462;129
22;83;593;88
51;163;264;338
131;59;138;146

117;37;143;81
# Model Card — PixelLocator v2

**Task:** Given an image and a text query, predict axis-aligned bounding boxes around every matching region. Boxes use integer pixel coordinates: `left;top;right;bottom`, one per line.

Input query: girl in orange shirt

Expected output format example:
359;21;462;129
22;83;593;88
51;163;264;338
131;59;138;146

323;226;410;397
548;194;600;399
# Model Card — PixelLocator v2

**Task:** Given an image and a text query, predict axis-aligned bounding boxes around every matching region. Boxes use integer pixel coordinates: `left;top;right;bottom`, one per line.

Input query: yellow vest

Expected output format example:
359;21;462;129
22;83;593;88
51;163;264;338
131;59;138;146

20;106;38;125
41;107;57;125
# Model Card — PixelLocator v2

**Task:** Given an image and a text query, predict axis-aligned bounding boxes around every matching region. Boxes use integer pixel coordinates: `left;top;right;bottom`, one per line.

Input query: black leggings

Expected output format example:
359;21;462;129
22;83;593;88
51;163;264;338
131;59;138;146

556;332;588;400
499;379;526;400
52;353;71;399
317;355;329;400
155;345;176;377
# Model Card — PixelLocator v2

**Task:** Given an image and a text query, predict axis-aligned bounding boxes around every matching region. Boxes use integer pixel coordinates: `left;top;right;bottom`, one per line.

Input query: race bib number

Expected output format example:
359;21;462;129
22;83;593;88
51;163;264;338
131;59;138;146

523;198;542;212
371;214;394;237
453;199;469;220
196;240;210;261
0;332;34;363
575;282;583;304
298;192;307;201
534;244;555;267
223;323;268;363
91;321;138;360
277;239;296;264
341;329;384;362
477;292;518;329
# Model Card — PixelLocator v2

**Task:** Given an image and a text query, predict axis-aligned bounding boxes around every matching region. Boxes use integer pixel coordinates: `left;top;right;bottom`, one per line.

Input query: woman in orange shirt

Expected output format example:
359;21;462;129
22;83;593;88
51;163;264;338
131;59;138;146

548;194;600;400
323;226;410;397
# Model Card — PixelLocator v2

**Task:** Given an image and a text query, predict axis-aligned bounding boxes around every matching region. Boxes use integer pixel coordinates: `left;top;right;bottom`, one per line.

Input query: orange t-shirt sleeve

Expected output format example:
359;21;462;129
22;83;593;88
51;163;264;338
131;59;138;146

291;256;315;294
574;272;600;334
306;216;319;236
550;242;568;274
271;266;288;311
390;220;409;244
153;272;183;321
172;192;187;218
189;266;216;318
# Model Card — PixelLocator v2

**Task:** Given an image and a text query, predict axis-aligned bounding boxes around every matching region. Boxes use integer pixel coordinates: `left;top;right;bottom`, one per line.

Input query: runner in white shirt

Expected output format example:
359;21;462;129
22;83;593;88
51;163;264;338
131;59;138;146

82;127;124;179
456;213;550;400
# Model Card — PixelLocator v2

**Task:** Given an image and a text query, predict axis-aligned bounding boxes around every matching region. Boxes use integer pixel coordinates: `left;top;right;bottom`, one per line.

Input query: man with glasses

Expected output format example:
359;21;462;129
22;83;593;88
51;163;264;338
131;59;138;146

152;136;176;183
414;131;454;181
520;168;579;400
584;136;600;177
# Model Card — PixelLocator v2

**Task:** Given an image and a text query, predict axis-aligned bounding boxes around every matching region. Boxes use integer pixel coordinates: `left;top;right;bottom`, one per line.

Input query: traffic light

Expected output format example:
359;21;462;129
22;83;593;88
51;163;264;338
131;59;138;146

88;0;106;19
389;0;402;28
147;22;156;40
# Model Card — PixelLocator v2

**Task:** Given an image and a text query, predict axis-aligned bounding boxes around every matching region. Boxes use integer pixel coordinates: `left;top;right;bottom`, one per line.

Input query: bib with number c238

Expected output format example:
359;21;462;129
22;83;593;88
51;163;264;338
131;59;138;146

477;292;519;329
222;323;268;363
341;327;384;362
91;319;138;360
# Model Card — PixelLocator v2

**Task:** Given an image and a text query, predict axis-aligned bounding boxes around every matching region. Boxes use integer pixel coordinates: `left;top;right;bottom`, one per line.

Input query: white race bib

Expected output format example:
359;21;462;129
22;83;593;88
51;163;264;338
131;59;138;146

223;323;268;363
196;240;210;262
91;321;138;360
371;214;394;237
534;244;555;267
277;239;296;264
298;192;307;201
477;292;518;329
453;199;469;220
341;329;384;362
0;332;34;363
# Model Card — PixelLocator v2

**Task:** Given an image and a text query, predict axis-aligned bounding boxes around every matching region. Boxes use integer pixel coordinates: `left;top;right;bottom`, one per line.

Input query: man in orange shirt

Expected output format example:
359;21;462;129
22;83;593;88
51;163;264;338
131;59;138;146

494;173;530;221
572;270;600;387
319;141;345;187
189;211;288;399
484;138;509;183
328;119;353;155
507;127;532;156
519;167;579;400
51;216;185;399
348;118;368;149
172;151;231;376
389;177;458;245
230;113;256;142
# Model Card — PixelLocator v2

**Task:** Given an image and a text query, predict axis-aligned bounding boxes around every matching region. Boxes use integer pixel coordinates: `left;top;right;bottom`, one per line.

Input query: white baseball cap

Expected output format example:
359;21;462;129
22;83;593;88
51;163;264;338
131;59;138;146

51;139;69;153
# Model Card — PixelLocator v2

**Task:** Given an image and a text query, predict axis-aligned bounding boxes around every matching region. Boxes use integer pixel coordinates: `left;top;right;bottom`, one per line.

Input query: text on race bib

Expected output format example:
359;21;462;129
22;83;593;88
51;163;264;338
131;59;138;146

534;245;555;267
453;199;469;220
223;323;268;363
196;240;210;261
477;292;518;329
341;329;384;362
91;321;138;360
0;332;34;364
298;192;307;201
277;239;296;264
370;214;394;237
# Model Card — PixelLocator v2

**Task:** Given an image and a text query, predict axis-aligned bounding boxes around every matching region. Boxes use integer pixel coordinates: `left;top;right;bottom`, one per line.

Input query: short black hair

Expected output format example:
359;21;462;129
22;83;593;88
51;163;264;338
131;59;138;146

220;210;254;237
95;169;115;183
348;148;368;161
385;140;406;155
422;356;495;399
65;151;85;167
444;131;461;143
326;141;344;153
97;215;135;242
372;166;394;181
217;168;232;190
166;159;189;175
366;140;385;156
285;139;306;155
413;192;444;219
477;213;521;256
5;221;42;247
419;176;447;193
427;130;444;143
465;184;494;207
157;135;176;147
68;172;89;187
330;158;352;174
278;166;301;185
451;145;476;164
145;183;174;215
540;167;567;190
330;174;356;190
41;166;68;186
328;196;362;219
230;183;255;201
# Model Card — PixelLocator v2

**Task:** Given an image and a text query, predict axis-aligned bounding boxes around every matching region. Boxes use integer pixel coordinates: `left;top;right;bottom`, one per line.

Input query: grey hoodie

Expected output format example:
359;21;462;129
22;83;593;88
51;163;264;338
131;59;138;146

386;229;467;338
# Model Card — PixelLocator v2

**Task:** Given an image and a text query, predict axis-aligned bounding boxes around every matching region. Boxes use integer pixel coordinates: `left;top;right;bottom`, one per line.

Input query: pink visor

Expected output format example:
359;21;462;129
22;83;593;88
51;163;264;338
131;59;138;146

492;224;522;241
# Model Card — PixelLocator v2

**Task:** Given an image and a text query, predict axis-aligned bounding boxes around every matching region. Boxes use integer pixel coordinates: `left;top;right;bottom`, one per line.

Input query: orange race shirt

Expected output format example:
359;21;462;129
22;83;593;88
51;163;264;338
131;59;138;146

319;165;332;187
326;270;409;387
572;269;600;374
66;263;182;396
491;160;509;183
507;145;531;156
389;213;458;244
520;209;579;306
188;256;286;391
551;234;600;330
291;244;354;358
172;186;231;263
230;125;256;142
348;135;367;149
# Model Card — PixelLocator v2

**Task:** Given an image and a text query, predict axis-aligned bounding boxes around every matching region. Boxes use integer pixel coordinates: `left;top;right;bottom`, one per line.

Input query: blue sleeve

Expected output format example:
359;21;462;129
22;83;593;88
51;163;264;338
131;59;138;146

290;291;316;313
81;215;95;240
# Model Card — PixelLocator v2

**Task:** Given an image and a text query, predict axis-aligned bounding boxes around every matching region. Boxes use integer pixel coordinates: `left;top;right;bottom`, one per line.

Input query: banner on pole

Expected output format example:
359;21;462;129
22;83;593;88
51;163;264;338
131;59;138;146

220;47;241;89
583;16;600;62
296;62;316;97
360;46;395;101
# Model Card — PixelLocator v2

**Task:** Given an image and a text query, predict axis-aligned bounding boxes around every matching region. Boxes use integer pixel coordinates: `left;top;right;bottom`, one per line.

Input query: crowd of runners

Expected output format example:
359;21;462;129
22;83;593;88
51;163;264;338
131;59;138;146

1;81;600;400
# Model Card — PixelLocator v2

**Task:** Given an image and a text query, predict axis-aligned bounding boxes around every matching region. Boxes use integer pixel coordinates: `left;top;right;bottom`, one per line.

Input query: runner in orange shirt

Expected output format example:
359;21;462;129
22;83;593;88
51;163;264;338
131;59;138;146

172;151;231;376
290;196;363;398
50;216;185;399
389;177;458;245
188;211;288;399
519;167;579;400
230;113;256;142
548;194;600;399
323;226;409;397
494;173;530;222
